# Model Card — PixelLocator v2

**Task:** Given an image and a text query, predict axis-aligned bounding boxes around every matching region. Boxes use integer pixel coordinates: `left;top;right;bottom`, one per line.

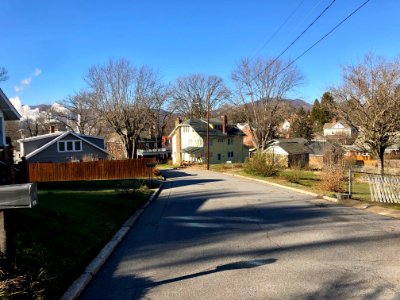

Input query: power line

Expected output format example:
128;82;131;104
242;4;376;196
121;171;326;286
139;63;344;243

251;0;336;81
250;0;306;61
276;0;371;78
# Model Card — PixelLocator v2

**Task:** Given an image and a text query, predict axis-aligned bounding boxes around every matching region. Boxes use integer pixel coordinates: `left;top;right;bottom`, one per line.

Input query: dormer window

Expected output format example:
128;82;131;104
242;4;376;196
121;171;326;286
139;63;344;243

58;140;82;152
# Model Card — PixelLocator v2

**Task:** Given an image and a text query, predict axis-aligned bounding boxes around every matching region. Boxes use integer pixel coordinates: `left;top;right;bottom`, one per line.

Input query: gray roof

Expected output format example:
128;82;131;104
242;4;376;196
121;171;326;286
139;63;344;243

180;118;245;137
267;139;329;155
306;141;328;156
276;142;312;155
21;131;109;160
182;146;203;154
0;88;20;120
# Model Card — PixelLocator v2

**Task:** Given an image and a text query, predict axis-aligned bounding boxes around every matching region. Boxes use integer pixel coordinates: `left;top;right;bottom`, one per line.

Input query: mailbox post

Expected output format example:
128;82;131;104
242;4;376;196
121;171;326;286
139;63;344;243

0;183;38;262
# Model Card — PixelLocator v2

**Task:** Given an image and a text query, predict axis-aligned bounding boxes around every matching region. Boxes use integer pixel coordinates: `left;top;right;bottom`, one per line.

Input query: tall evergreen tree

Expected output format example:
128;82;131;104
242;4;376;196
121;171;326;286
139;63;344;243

310;99;324;132
320;92;335;124
291;107;313;139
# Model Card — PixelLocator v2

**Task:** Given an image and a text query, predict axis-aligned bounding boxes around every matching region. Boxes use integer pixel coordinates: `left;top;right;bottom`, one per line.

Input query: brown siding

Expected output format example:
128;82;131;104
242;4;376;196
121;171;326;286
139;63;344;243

27;158;156;182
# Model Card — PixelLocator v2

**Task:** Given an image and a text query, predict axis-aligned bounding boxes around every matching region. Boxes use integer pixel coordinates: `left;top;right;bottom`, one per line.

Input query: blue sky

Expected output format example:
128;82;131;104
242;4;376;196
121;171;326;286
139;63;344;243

1;0;399;106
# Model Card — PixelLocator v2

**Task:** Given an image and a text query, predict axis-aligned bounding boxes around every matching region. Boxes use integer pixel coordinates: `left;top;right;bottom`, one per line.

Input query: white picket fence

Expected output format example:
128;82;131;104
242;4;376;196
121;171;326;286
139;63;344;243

367;175;400;203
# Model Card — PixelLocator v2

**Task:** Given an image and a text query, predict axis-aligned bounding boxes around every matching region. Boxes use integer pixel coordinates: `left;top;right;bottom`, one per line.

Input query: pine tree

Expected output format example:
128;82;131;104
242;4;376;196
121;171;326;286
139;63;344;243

320;92;335;124
291;107;313;139
310;99;324;132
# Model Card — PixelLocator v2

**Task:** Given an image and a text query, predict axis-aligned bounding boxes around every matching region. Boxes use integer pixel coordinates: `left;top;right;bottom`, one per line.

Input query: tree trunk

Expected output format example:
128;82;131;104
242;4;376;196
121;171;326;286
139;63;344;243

378;151;385;175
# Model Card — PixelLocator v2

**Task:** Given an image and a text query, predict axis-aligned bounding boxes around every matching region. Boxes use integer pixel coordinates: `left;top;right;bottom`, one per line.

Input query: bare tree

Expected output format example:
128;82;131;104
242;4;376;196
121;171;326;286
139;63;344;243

86;58;167;158
20;109;53;137
231;57;303;150
171;74;230;119
51;91;104;135
331;54;400;175
0;67;8;82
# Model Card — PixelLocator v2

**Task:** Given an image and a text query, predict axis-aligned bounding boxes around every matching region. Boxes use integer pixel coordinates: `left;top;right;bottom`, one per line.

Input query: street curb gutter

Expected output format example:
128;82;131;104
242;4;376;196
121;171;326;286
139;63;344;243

224;172;400;220
225;173;320;197
61;182;165;300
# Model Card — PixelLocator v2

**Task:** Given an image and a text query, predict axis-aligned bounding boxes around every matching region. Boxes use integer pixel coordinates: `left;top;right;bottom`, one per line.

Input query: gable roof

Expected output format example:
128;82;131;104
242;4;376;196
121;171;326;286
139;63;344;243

323;121;353;130
267;139;330;155
0;88;21;120
169;118;245;138
22;131;110;160
306;141;328;156
273;142;312;155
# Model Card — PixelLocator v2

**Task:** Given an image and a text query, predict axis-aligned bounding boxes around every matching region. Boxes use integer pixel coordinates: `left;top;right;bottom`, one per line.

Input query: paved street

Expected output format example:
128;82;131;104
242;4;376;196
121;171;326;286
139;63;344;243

81;169;400;299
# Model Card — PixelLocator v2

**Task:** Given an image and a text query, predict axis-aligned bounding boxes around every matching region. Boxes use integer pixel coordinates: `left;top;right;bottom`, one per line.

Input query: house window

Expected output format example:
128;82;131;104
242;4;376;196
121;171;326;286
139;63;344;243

228;151;234;158
75;141;81;151
227;138;233;145
59;142;65;152
218;138;223;143
58;140;83;152
217;153;221;160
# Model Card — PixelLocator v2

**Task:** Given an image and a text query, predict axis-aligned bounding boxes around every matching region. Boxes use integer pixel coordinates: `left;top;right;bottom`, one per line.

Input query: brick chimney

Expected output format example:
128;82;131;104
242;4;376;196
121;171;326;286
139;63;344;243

175;117;182;165
222;115;227;134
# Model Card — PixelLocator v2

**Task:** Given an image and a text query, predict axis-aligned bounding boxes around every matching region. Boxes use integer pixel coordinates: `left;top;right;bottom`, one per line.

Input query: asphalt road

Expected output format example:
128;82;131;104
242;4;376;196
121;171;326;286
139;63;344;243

80;169;400;300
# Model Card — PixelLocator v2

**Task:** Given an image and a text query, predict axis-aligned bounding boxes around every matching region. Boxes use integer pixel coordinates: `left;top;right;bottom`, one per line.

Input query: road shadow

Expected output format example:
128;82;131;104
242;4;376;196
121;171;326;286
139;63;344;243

80;169;400;299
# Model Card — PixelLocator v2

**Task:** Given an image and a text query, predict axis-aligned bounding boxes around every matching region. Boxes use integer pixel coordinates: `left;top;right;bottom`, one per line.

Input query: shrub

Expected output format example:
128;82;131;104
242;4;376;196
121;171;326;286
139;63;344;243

283;168;303;184
153;168;161;177
244;151;279;177
318;165;345;193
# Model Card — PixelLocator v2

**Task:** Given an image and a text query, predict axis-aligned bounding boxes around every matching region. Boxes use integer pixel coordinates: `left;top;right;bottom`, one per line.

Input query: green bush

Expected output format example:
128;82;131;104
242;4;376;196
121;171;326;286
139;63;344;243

244;151;279;177
283;169;303;184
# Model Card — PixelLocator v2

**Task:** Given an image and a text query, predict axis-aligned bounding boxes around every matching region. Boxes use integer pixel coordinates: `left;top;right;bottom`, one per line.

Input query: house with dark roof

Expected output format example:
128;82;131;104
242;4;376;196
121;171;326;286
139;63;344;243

265;139;311;168
169;115;249;164
265;138;329;169
0;88;21;184
18;131;110;163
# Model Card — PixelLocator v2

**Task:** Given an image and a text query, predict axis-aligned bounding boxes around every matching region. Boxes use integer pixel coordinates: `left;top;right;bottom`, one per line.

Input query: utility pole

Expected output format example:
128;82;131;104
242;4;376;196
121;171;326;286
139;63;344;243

206;92;210;170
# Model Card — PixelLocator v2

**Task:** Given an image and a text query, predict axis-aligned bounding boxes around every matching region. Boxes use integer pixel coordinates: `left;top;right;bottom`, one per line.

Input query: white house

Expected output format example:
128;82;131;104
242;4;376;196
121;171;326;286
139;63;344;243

323;121;357;137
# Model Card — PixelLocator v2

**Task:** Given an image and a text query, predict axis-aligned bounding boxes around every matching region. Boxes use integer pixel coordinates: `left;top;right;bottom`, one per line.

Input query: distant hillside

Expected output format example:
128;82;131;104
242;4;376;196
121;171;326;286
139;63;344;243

282;98;312;111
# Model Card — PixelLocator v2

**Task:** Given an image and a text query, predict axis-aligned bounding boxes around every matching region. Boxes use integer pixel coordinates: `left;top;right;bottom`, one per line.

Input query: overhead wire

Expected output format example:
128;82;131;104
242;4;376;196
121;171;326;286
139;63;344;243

251;0;337;82
274;0;371;79
250;0;306;61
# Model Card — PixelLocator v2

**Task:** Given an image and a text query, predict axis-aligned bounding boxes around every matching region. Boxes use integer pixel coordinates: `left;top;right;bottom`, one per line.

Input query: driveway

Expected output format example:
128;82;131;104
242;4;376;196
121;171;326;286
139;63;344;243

80;169;400;299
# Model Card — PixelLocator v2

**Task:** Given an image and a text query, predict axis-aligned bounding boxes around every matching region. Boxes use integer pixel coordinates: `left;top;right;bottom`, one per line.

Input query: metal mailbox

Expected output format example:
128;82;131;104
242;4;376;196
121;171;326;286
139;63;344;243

0;183;38;209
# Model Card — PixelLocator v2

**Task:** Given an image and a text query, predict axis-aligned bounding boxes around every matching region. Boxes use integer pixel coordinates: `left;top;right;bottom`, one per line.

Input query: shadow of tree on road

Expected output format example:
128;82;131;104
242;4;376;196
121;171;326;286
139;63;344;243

80;169;400;300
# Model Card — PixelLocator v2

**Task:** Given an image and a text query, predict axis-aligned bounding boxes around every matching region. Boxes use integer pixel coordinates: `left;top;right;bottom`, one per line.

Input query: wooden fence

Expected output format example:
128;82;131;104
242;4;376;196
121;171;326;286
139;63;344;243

367;175;400;204
27;158;157;182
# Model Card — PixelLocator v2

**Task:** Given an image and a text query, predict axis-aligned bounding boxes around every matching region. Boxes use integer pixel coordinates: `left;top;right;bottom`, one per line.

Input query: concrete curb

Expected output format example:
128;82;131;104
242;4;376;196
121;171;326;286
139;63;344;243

224;173;320;197
61;182;164;300
223;172;400;220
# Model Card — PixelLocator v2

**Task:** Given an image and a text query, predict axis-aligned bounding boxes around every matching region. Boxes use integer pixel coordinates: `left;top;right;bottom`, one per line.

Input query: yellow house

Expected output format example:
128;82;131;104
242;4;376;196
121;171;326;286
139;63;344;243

169;116;249;165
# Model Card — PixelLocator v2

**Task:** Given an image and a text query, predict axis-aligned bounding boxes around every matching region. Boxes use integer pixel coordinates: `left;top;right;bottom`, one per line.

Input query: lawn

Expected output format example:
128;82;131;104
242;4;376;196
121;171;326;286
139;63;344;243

5;180;154;299
207;163;400;208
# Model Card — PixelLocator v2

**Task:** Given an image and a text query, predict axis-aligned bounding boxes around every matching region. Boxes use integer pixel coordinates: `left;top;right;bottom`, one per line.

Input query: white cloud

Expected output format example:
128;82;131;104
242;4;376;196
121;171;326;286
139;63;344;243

21;77;32;85
9;96;41;120
14;77;32;92
10;96;22;114
14;68;42;93
34;68;42;76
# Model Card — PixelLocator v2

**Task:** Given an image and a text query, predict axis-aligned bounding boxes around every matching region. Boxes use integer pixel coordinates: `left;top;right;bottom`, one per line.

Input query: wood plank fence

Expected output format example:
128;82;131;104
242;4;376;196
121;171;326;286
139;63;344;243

367;175;400;204
27;158;157;182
